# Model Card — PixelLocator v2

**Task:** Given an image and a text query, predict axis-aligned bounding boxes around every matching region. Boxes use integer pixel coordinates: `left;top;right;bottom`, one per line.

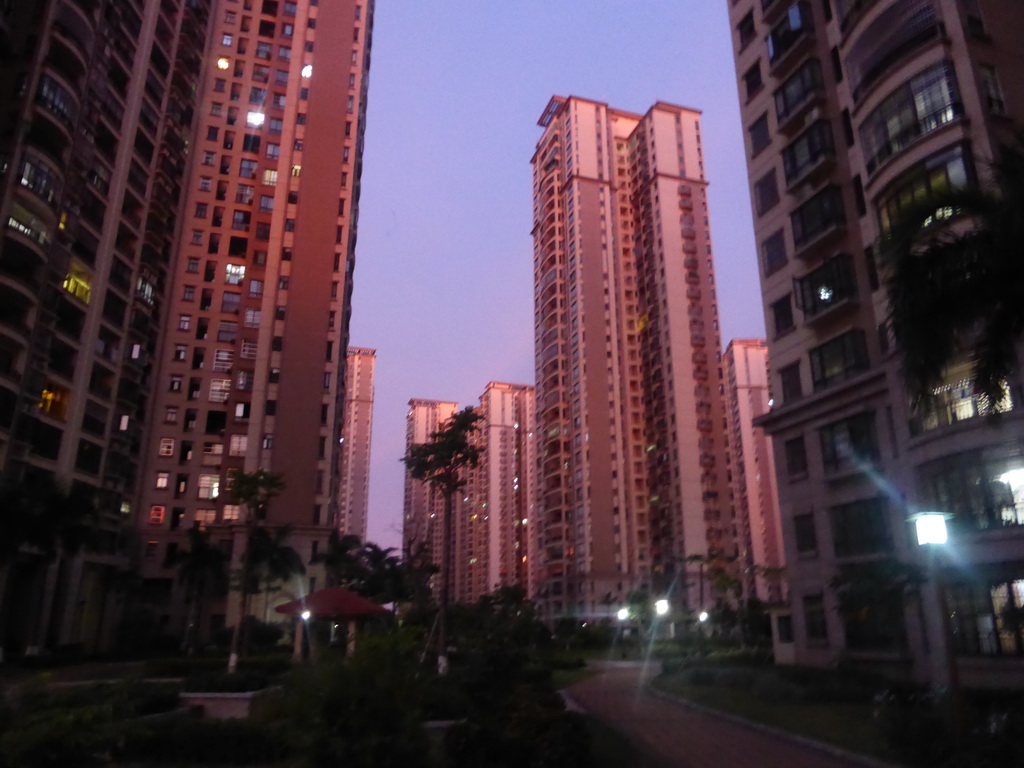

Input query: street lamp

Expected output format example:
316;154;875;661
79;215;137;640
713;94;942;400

616;607;629;622
655;599;669;616
698;610;709;623
909;511;963;736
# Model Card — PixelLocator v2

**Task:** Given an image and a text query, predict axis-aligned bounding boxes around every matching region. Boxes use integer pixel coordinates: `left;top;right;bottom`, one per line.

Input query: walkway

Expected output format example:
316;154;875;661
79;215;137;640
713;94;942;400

567;662;880;768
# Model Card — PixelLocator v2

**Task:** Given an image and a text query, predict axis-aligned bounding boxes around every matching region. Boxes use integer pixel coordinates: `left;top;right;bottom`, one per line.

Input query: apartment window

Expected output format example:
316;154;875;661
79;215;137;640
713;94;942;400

209;379;231;403
782;120;834;185
169;375;183;393
256;41;272;59
178;314;191;331
980;65;1005;115
165;406;178;423
195;508;217;527
222;33;233;46
748;113;770;156
795;253;857;319
784;435;808;476
272;93;286;109
774;58;823;124
173;344;187;362
265;143;280;160
242;134;261;154
753;170;779;216
879;144;970;237
199;177;212;192
771;295;794;337
256;222;271;240
213;349;233;372
819;411;879;474
244;308;262;327
231;210;251;231
736;10;755;48
779;362;802;403
761;230;787;276
767;3;813;64
845;0;941;100
159;437;175;456
225;264;246;284
229;434;248;456
791;185;845;249
217;321;238;343
249;279;264;297
155;471;170;490
221;292;241;313
187;258;200;273
262;169;278;186
198;473;220;499
860;62;962;174
793;513;817;554
803;595;828;644
239;159;258;178
831;496;891;557
743;61;763;100
259;194;274;212
809;329;868;390
269;117;284;133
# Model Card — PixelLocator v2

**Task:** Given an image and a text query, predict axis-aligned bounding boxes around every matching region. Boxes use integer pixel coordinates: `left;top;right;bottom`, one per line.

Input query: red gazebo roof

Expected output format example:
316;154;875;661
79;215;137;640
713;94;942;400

275;586;390;619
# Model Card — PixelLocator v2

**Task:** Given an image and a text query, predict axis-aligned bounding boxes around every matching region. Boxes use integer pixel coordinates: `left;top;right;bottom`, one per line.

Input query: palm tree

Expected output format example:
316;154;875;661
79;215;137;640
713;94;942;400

356;542;407;606
166;527;227;655
402;406;483;675
227;469;285;673
883;135;1024;406
317;530;365;589
248;525;305;621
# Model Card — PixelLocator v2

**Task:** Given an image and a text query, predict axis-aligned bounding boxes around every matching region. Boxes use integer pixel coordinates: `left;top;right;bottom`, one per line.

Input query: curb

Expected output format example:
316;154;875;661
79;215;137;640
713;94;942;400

645;681;903;768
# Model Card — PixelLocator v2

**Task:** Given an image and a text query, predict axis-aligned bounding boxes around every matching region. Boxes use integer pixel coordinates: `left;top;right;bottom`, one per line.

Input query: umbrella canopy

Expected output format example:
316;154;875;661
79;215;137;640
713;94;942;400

275;586;390;619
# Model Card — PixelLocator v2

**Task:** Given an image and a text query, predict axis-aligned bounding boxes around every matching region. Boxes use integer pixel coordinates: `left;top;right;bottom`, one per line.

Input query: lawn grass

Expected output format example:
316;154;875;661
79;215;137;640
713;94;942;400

653;673;892;762
584;714;659;768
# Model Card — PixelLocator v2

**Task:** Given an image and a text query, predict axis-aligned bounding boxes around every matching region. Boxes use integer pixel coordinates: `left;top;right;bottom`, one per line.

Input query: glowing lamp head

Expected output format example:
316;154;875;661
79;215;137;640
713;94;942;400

655;599;669;616
216;57;230;70
698;611;709;623
300;610;311;621
616;607;629;621
912;512;949;546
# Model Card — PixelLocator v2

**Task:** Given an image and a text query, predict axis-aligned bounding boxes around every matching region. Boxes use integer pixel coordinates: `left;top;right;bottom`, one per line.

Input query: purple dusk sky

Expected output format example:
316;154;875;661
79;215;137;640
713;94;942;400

351;1;765;550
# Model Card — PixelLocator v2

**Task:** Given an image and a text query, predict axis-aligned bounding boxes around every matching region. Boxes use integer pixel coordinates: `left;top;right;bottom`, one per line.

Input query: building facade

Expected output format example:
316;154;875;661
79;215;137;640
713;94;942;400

134;0;374;639
338;346;374;541
727;0;1024;684
0;0;211;655
723;339;784;604
531;96;733;621
402;398;458;571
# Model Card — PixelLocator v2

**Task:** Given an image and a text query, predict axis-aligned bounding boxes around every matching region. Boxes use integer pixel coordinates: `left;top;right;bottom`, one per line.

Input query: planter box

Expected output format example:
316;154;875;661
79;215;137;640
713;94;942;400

179;689;269;719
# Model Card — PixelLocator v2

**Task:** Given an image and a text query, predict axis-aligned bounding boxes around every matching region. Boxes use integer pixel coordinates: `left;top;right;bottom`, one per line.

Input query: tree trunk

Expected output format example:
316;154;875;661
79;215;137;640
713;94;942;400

182;582;201;655
438;490;453;676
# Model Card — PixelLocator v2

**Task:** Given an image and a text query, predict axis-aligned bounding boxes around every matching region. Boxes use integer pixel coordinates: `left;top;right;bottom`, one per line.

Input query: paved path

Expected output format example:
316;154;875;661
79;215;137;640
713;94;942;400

567;662;877;768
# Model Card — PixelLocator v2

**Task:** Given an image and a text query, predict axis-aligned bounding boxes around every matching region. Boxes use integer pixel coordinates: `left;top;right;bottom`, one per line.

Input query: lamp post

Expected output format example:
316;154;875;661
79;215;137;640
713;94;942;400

910;511;964;738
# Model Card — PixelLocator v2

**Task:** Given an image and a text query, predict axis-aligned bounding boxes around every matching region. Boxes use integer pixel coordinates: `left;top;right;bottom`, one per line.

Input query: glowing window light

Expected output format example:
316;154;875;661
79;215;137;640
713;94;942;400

246;111;265;127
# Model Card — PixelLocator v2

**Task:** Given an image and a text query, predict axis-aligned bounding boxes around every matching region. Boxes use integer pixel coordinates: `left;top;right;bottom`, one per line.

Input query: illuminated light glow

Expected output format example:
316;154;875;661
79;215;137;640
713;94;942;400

301;610;311;621
818;285;833;301
217;57;230;70
616;607;629;621
999;468;1024;490
698;611;709;622
913;512;949;545
246;111;265;127
301;64;312;77
655;599;669;616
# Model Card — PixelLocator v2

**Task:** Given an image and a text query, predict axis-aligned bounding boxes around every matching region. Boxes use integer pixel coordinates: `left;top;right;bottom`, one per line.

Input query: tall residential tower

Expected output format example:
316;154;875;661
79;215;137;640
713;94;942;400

0;0;210;655
338;346;375;541
531;96;733;621
135;0;374;637
728;0;1024;684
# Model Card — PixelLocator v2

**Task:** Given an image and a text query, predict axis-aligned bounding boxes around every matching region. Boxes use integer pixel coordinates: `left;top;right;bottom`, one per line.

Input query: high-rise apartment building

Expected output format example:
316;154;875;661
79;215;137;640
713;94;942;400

461;382;535;602
338;346;374;541
531;96;732;621
402;398;458;567
0;0;210;655
728;0;1024;683
135;0;374;638
723;339;784;604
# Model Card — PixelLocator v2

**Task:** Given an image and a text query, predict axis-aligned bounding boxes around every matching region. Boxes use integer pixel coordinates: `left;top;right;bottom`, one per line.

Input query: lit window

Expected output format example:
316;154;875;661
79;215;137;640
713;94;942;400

195;508;216;527
165;406;178;423
178;314;191;331
155;472;170;489
209;378;232;402
159;438;175;456
229;434;248;456
222;34;233;46
301;64;312;77
62;264;92;303
225;264;245;284
217;57;230;70
263;169;278;186
222;504;241;521
199;177;212;191
246;111;265;127
197;473;220;499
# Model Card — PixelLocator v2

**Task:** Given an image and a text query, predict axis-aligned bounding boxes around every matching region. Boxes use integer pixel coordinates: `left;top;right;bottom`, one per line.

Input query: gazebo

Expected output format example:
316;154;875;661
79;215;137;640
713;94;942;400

275;586;390;660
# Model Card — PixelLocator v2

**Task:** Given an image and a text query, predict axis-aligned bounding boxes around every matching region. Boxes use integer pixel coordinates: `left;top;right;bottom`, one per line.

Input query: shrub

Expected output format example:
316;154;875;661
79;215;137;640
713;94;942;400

751;674;806;703
123;716;292;765
182;671;269;693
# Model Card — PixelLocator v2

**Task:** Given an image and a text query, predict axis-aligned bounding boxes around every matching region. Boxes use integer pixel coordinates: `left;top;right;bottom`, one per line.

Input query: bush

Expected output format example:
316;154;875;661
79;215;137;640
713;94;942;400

143;653;291;679
123;716;292;765
751;674;806;703
182;671;269;693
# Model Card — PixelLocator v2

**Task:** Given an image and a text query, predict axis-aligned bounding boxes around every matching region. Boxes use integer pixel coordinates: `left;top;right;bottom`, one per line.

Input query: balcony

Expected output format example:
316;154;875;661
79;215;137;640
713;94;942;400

864;100;964;177
766;2;814;76
783;120;835;190
791;185;846;260
909;384;1021;436
795;253;858;324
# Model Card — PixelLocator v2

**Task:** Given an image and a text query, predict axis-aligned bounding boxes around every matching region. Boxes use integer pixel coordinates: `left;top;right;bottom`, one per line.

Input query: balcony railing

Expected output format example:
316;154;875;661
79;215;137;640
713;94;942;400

910;384;1020;436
